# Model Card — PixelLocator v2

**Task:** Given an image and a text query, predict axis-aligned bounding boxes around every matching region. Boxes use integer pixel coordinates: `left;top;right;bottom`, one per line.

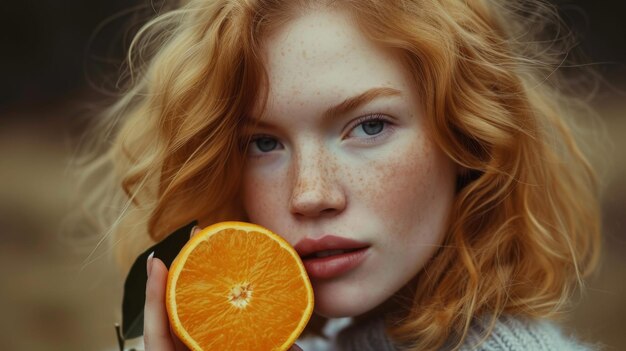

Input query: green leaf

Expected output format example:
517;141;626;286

121;221;197;339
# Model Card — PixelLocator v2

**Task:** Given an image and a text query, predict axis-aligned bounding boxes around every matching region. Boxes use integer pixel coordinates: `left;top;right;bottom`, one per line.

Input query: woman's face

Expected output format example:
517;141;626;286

242;9;457;318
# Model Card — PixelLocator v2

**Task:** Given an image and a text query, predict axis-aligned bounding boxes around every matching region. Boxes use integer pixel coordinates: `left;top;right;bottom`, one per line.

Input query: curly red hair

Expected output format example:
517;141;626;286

73;0;601;349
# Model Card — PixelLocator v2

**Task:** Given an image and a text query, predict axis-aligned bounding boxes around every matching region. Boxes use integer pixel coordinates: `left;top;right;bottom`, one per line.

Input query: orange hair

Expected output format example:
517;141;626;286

72;0;601;349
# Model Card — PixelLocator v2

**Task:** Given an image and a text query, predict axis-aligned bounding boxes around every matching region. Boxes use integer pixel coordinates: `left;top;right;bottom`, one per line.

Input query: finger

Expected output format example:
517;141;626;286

170;325;190;351
290;344;304;351
190;225;201;239
144;256;176;351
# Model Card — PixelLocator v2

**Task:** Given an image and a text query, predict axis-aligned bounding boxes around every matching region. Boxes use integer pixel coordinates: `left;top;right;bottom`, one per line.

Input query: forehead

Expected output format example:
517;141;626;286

254;8;413;118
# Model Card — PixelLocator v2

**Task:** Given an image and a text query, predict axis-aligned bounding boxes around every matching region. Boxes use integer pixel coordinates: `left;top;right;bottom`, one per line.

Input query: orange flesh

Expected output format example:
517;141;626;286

167;223;313;351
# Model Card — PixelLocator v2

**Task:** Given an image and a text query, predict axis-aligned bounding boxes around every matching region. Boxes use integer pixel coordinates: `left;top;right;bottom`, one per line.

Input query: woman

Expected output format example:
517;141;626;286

77;0;602;350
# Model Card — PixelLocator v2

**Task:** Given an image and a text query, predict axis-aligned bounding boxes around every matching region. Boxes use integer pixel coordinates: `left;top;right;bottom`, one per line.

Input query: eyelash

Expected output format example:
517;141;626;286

246;113;393;156
247;134;283;156
344;113;393;141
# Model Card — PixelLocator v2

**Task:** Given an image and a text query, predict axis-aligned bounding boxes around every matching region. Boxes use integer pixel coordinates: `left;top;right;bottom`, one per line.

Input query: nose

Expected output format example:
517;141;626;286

289;149;346;218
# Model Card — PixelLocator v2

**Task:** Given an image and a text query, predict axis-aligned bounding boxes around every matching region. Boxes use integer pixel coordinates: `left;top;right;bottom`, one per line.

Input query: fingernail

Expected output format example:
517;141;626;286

190;225;200;238
146;251;154;278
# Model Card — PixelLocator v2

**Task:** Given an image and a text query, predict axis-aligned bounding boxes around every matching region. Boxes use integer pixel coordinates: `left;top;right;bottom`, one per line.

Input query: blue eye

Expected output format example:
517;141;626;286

249;136;281;154
361;120;384;135
348;115;389;139
254;137;278;152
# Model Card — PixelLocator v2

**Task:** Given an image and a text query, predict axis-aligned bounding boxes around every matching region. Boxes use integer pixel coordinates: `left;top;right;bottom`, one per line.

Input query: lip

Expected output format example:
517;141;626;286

294;235;370;279
294;235;370;258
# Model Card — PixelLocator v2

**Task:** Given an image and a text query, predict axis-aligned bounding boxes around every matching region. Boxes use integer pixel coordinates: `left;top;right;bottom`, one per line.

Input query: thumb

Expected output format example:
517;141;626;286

290;344;304;351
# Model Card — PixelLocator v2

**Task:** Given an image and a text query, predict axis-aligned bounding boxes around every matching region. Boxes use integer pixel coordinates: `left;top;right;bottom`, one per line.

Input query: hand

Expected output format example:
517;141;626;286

143;226;304;351
144;255;190;351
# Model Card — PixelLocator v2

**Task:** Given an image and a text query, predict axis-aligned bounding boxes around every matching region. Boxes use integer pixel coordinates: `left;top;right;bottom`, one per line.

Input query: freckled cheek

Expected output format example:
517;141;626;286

242;174;281;222
242;169;304;240
361;147;439;240
384;163;428;215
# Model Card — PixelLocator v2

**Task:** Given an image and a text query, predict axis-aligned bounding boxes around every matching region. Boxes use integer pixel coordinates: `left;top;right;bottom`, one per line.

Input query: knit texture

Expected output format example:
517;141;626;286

457;315;595;351
297;315;598;351
114;315;598;350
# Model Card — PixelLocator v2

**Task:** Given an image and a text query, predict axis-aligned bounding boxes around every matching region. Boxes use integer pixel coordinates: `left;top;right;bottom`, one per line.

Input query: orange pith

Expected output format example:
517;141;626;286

166;221;314;351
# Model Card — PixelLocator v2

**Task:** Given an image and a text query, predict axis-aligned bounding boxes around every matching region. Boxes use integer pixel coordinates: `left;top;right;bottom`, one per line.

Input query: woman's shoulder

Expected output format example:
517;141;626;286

459;315;600;351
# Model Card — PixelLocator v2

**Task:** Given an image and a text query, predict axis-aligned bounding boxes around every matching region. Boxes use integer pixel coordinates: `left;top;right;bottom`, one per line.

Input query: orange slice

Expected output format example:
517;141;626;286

166;221;314;350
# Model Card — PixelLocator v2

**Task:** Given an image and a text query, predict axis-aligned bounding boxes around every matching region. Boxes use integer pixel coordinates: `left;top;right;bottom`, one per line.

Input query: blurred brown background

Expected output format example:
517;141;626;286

0;1;624;350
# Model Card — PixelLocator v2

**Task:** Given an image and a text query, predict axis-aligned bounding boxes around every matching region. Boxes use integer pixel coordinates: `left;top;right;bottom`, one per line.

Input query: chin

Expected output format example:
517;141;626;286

313;295;377;319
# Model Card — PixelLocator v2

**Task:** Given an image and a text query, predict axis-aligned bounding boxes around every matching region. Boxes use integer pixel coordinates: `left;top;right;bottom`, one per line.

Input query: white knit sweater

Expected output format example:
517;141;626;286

297;315;598;351
458;315;594;351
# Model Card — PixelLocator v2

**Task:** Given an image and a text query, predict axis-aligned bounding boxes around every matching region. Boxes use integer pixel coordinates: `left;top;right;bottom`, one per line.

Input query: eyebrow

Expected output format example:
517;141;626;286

323;87;402;120
246;86;402;128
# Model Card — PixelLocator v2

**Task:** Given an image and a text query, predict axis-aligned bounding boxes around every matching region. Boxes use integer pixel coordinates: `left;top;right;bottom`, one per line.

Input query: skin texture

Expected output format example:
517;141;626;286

241;9;457;318
144;256;191;351
143;8;457;350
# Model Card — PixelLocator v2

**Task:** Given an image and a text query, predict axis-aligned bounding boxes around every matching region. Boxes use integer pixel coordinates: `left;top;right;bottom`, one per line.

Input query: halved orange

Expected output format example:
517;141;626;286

166;221;314;350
